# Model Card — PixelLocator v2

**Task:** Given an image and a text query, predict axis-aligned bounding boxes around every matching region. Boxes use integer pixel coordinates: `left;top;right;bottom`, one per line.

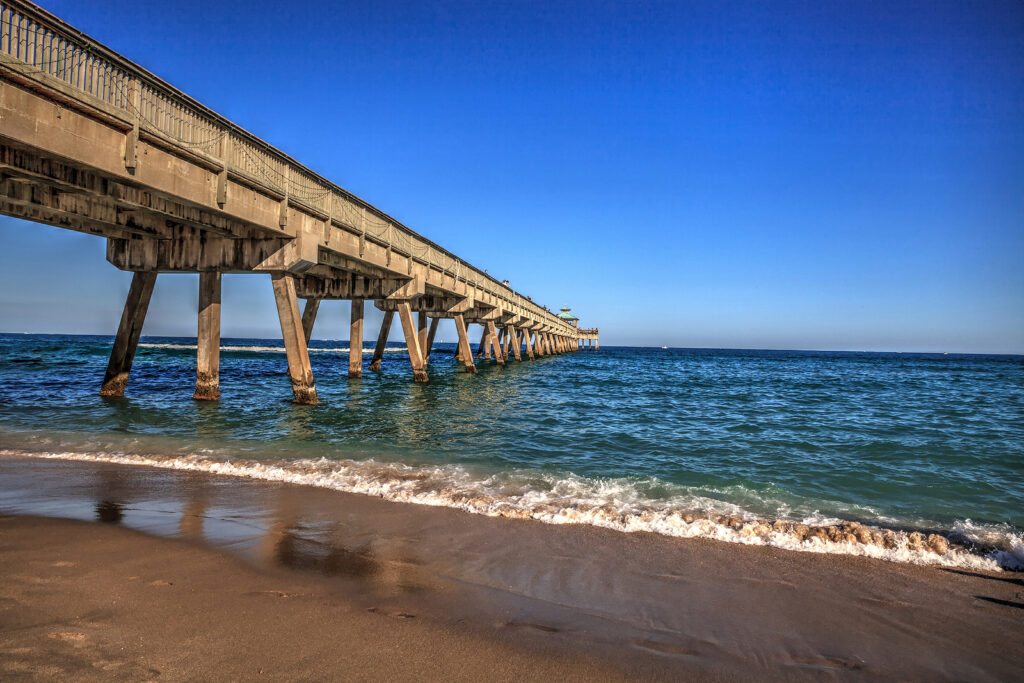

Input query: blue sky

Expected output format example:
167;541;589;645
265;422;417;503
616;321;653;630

2;0;1022;353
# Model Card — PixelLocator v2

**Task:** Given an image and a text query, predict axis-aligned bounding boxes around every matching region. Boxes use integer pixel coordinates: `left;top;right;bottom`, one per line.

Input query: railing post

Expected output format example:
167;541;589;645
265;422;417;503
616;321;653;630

279;165;289;229
217;133;231;208
124;77;140;172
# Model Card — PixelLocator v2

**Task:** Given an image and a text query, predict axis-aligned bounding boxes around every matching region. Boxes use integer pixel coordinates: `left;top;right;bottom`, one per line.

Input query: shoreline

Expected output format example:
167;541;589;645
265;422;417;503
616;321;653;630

2;447;1019;572
1;454;1023;679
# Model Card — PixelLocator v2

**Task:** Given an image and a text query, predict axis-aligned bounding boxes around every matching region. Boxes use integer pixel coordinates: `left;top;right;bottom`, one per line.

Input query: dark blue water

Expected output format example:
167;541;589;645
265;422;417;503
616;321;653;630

1;333;1022;569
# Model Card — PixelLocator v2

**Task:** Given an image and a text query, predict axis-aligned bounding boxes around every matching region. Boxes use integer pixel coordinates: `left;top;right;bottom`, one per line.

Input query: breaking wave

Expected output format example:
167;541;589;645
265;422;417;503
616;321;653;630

4;449;1021;572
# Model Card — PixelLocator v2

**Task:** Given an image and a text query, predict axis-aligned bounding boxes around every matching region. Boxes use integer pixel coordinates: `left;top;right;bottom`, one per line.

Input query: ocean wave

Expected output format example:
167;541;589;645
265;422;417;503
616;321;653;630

138;343;408;354
3;449;1020;572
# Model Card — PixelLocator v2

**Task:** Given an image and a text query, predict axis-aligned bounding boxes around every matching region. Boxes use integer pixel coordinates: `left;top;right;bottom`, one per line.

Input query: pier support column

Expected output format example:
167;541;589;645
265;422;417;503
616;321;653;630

417;312;428;362
100;271;157;397
453;313;477;374
506;325;522;361
522;328;535;360
476;327;487;359
425;316;438;363
349;299;364;378
486;320;505;366
271;273;318;405
500;327;509;358
301;298;320;344
397;302;429;382
369;310;393;372
193;272;221;401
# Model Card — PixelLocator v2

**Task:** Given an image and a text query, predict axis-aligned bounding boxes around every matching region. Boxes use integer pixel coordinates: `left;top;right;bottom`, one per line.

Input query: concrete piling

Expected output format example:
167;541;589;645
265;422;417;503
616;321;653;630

271;273;318;405
369;310;394;372
349;298;364;378
100;271;157;397
425;316;439;363
193;272;221;401
453;313;477;374
300;298;320;344
396;302;429;383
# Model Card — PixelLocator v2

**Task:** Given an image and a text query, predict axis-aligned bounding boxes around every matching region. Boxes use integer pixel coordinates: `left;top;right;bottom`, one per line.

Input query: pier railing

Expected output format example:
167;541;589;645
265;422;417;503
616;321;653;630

0;0;574;334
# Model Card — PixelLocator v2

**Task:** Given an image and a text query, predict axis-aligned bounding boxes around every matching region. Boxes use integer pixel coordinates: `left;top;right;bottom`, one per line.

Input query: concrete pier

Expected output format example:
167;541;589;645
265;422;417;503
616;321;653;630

99;271;156;397
0;0;599;403
271;273;318;405
349;299;364;378
369;311;393;372
193;272;221;401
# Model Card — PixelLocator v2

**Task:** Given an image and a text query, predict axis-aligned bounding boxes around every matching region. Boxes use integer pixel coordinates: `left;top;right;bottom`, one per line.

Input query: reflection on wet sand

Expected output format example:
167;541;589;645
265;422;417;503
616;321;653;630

179;480;208;540
259;489;439;596
95;500;124;523
272;522;379;579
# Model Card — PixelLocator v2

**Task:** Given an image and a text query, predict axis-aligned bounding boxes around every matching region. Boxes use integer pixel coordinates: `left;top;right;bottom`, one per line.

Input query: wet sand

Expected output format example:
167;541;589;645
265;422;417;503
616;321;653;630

1;454;1022;680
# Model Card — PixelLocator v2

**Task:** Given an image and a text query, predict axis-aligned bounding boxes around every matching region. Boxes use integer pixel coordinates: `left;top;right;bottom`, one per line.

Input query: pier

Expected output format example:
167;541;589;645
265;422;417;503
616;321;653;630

0;0;598;405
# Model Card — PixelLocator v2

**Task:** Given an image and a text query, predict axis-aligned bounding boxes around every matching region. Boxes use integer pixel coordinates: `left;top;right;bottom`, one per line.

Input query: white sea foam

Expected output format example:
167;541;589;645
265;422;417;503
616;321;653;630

4;449;1020;572
138;343;408;354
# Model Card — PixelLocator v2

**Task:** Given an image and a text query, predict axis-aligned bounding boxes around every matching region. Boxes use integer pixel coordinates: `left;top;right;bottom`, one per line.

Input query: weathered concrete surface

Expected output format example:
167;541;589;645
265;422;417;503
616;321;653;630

99;271;156;397
193;271;221;401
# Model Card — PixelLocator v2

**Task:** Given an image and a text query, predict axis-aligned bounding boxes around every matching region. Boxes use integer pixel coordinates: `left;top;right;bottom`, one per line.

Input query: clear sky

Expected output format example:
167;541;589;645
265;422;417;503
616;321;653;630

2;0;1022;353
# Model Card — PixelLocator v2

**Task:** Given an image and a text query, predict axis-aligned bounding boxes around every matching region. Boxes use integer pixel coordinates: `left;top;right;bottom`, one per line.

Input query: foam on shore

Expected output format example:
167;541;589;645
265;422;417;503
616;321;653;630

4;449;1021;572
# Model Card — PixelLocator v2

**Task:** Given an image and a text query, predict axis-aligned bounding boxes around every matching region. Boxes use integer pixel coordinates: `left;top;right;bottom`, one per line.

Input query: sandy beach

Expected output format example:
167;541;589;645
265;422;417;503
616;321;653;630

1;454;1022;681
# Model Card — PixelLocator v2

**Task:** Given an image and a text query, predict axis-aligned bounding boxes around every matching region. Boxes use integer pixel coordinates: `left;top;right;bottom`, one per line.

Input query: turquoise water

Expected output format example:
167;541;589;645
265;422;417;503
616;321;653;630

1;333;1022;568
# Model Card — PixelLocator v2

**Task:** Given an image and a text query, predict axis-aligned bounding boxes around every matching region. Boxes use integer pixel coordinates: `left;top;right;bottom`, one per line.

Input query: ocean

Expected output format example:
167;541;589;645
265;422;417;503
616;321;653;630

0;333;1021;570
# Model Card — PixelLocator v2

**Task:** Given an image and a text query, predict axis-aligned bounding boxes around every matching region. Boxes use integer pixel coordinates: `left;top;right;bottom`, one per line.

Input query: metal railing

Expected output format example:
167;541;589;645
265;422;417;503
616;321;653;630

0;0;578;334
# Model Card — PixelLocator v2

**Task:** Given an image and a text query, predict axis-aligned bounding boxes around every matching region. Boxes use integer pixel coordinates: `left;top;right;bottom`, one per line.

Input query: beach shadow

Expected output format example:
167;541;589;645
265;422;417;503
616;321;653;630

941;568;1024;587
974;596;1024;611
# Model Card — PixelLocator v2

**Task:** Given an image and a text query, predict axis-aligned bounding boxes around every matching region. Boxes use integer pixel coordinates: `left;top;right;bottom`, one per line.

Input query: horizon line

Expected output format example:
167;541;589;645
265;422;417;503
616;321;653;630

1;331;1020;358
